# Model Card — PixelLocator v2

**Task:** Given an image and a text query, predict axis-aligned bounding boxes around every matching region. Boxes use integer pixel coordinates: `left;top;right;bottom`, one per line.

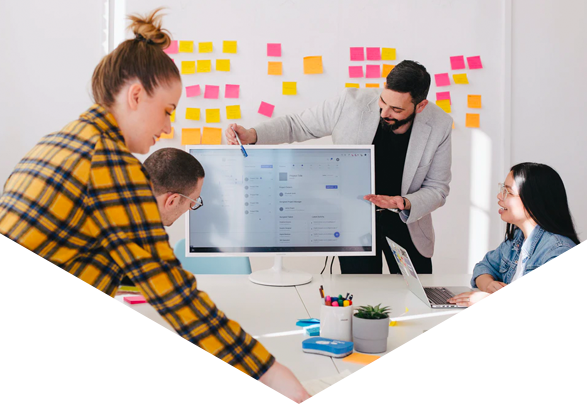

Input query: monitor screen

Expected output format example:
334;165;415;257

185;145;375;256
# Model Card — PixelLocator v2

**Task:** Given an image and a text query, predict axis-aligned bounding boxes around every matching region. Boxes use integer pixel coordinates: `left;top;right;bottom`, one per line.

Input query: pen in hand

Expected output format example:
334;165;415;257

231;125;248;158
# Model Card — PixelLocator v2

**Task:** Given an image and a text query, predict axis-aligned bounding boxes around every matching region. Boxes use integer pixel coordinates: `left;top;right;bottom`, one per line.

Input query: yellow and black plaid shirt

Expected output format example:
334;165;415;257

0;104;275;378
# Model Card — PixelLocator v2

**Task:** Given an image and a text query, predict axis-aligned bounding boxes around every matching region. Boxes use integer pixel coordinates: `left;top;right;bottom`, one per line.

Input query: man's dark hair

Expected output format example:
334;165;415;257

385;60;431;105
143;147;205;196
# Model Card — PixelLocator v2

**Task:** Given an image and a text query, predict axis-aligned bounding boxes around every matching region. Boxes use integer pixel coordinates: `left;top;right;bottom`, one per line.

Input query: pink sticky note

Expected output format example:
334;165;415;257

124;296;147;304
164;40;178;55
225;84;240;99
204;85;220;99
186;85;201;97
350;47;364;61
366;65;380;78
366;47;381;61
435;73;451;87
467;56;483;69
436;91;451;105
450;56;466;70
349;66;364;78
258;101;275;117
267;43;281;57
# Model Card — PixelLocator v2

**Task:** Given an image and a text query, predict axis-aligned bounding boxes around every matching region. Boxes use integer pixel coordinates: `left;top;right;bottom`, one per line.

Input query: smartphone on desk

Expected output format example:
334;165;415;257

481;369;542;382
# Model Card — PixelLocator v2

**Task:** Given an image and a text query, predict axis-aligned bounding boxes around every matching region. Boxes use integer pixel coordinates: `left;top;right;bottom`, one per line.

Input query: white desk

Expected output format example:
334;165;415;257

61;275;587;404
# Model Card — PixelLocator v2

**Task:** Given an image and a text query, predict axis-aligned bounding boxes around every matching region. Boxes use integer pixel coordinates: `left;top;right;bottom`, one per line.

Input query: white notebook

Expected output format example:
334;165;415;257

302;370;404;404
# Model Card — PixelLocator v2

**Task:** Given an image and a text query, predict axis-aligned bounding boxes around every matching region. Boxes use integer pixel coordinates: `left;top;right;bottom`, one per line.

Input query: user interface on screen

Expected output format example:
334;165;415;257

187;147;374;254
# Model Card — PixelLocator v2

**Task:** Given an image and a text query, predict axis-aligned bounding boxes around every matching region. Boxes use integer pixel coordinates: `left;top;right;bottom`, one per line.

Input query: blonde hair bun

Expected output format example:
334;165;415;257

127;7;171;49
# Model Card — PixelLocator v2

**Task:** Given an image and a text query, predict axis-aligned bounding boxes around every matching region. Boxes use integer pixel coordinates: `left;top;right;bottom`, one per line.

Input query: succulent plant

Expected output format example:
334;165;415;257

354;304;391;320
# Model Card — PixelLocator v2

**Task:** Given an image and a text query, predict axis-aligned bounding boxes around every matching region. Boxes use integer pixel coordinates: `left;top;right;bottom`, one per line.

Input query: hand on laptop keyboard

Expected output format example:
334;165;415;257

448;291;490;307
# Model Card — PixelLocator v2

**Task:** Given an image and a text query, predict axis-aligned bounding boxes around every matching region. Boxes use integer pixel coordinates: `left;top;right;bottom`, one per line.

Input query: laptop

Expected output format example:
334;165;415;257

387;238;471;309
424;329;546;367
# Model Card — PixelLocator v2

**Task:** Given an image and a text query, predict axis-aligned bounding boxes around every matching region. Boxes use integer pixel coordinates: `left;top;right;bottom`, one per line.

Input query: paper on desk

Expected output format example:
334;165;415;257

302;369;352;396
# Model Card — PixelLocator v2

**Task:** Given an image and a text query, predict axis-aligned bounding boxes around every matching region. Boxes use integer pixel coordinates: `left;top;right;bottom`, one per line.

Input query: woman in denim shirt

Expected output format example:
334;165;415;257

449;162;579;307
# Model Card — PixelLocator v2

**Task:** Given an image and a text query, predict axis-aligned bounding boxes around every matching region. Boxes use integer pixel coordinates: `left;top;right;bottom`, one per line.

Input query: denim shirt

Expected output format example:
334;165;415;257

471;226;587;346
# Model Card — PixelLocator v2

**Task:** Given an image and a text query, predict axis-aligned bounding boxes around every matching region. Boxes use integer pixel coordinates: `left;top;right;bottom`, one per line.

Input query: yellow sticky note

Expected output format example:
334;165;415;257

436;99;451;113
453;73;469;84
466;113;480;128
179;41;194;53
181;128;201;145
268;61;283;75
283;82;297;95
159;127;174;140
381;48;396;60
206;109;221;123
342;353;380;365
170;110;176;123
197;60;212;73
202;127;222;145
468;95;482;109
366;83;380;88
199;42;213;53
226;105;241;120
389;321;397;327
381;64;395;78
223;40;237;53
181;61;196;75
537;368;579;382
303;56;323;74
216;59;231;72
185;108;200;121
345;83;360;88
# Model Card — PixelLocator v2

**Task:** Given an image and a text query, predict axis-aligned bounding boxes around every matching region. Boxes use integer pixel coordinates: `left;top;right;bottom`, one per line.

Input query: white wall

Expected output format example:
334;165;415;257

511;0;587;241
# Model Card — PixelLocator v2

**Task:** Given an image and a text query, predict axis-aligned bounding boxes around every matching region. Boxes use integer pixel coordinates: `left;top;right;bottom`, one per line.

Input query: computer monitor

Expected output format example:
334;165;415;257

185;145;375;286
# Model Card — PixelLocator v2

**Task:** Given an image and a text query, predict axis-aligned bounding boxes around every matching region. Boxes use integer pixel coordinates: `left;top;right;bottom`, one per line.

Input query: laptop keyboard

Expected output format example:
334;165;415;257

424;287;455;305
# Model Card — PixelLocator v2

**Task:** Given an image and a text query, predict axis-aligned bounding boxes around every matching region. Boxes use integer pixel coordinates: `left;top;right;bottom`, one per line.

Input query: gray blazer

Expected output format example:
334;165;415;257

254;88;453;258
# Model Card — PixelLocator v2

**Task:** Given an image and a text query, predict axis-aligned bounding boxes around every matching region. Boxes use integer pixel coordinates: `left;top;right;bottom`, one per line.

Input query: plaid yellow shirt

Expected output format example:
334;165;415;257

0;104;275;379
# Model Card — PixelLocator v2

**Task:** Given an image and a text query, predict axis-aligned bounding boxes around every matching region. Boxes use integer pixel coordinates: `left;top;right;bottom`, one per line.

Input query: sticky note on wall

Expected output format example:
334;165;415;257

181;61;196;74
202;127;222;145
467;56;483;69
186;108;201;121
164;40;178;54
350;47;364;61
381;64;395;78
436;99;451;113
436;91;451;105
349;66;363;78
434;73;450;87
225;84;240;98
268;61;283;75
204;85;220;99
450;56;465;70
453;73;469;84
197;60;212;73
381;48;396;60
159;127;174;140
216;59;231;72
468;95;482;108
366;65;380;78
283;82;297;95
258;101;275;117
206;109;221;123
199;42;213;53
466;113;480;128
267;43;281;57
223;40;237;53
226;105;241;120
179;41;194;53
345;83;360;88
182;128;201;145
186;85;201;97
366;47;381;61
170;110;175;123
366;83;380;88
304;56;323;74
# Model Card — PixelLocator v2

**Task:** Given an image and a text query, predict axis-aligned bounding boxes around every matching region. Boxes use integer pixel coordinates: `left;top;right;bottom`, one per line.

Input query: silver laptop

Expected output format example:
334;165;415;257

424;329;546;367
387;238;471;309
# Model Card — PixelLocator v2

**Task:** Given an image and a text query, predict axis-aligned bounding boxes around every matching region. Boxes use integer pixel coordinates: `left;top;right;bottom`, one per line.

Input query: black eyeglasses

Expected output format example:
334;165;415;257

177;193;204;211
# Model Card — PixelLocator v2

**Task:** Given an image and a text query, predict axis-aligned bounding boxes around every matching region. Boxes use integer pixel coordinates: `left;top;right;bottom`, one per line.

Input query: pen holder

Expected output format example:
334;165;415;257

320;305;353;342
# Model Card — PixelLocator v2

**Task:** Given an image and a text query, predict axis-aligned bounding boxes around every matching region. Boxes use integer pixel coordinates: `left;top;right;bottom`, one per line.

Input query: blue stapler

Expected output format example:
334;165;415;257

302;337;354;358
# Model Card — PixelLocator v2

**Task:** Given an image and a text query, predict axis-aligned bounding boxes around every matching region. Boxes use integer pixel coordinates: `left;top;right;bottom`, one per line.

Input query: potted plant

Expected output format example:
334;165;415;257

352;304;391;354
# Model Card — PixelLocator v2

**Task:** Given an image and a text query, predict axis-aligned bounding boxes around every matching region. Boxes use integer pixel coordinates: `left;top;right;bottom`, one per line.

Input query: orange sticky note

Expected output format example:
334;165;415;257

223;40;237;53
436;99;451;113
452;121;455;129
197;60;212;73
283;82;297;95
182;128;201;145
186;108;200;121
206;109;221;123
342;353;380;365
303;56;323;74
226;105;241;120
453;73;469;84
381;48;396;60
468;95;482;109
159;127;174;140
202;127;222;145
181;61;196;75
199;42;213;53
345;83;360;88
216;59;230;72
366;83;380;88
381;64;395;78
179;41;194;53
268;61;283;75
466;113;480;128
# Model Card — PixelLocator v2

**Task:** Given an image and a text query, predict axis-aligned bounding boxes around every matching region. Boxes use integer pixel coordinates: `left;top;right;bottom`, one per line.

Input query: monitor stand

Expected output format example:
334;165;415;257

249;256;313;287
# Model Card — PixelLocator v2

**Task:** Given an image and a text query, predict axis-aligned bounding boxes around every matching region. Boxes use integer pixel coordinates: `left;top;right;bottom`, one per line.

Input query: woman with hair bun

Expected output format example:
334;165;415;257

0;8;309;402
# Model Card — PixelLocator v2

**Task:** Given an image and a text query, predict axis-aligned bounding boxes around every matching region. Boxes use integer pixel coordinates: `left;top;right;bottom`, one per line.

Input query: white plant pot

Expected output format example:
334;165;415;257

352;315;390;354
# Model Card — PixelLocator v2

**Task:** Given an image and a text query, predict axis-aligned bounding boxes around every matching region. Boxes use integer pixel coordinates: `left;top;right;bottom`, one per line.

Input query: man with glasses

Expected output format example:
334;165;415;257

225;60;453;275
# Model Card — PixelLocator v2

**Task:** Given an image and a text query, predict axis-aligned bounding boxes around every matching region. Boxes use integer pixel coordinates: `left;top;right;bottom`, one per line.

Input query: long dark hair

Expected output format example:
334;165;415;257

506;162;580;244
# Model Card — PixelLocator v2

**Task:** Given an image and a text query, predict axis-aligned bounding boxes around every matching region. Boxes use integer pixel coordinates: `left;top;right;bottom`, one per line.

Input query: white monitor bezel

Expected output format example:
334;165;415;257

184;144;376;257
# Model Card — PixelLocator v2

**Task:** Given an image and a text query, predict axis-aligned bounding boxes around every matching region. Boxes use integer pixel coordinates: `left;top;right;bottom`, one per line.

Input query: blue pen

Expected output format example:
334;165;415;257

232;126;248;157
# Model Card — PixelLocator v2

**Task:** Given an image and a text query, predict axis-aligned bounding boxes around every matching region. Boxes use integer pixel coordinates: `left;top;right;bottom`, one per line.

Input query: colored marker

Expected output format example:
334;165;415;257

343;300;350;307
332;301;339;307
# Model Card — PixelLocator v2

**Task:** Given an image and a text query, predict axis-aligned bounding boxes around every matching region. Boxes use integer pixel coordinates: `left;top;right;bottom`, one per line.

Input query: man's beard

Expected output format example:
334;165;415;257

380;109;417;132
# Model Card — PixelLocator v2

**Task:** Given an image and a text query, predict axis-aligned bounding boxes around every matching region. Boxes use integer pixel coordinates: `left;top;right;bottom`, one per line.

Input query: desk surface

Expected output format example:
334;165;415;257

61;275;587;404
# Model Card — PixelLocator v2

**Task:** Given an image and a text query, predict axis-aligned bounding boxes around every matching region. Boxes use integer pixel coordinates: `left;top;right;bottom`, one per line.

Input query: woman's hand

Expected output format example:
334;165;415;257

484;280;507;293
448;291;491;307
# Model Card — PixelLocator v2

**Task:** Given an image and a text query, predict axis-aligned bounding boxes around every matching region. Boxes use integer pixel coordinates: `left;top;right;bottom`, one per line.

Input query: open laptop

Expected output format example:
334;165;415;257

387;238;471;309
424;329;546;367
